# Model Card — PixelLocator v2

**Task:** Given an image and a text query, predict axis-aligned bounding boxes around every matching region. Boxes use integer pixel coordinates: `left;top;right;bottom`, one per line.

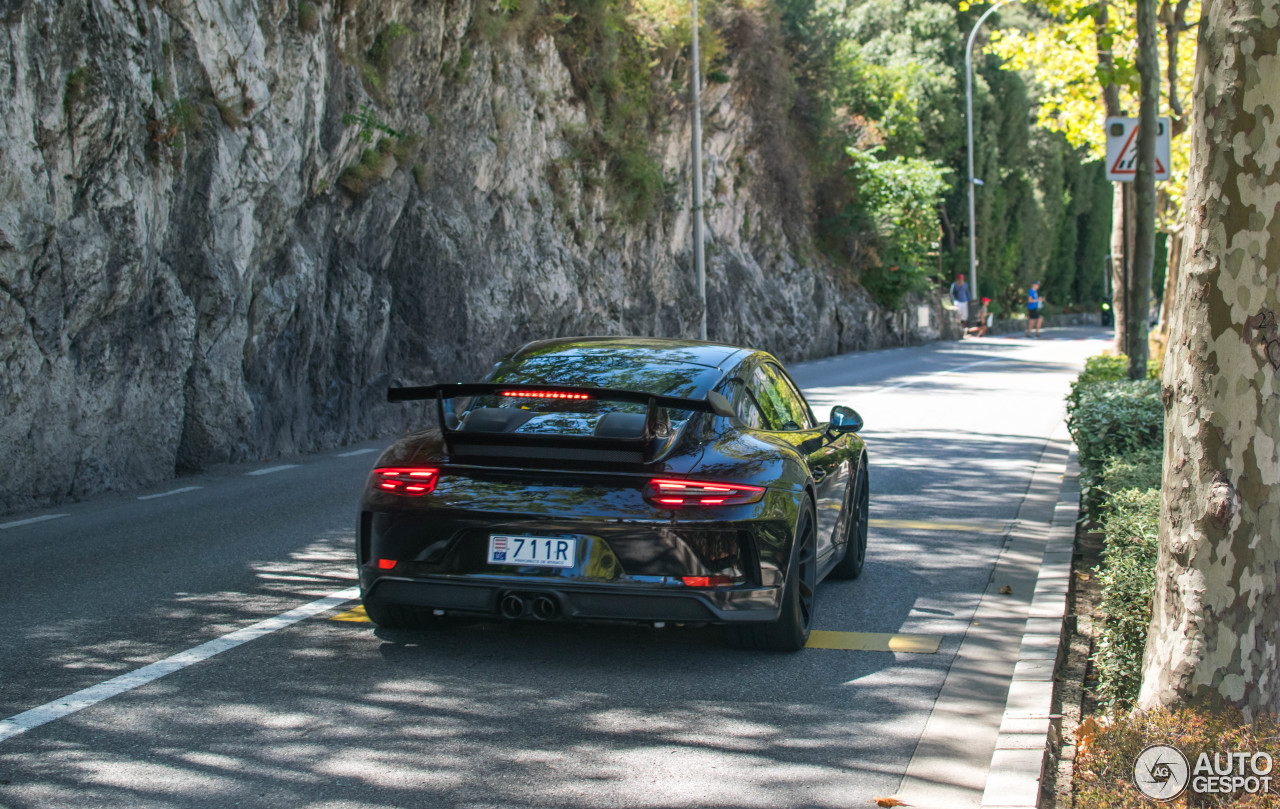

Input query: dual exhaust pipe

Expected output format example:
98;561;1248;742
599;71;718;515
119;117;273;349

499;592;561;621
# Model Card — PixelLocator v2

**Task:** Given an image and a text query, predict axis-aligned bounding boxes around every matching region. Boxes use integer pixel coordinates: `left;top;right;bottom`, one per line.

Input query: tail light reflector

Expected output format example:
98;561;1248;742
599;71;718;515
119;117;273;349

373;467;439;496
377;559;398;570
645;479;766;507
499;390;590;400
681;575;736;587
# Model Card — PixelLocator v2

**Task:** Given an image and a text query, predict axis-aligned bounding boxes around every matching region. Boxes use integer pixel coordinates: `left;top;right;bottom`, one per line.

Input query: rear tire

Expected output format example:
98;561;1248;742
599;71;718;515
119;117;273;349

831;465;869;580
728;508;815;652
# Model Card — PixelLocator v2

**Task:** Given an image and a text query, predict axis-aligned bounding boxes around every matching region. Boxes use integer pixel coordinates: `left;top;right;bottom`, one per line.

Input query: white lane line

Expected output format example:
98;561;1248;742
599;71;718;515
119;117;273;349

0;514;68;530
137;486;203;501
0;586;359;744
336;448;378;457
245;464;300;476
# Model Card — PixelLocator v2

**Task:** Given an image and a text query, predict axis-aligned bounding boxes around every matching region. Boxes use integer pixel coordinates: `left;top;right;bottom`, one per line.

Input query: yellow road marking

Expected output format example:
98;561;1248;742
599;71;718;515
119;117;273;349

805;630;942;654
332;607;941;654
331;605;371;622
869;518;1005;533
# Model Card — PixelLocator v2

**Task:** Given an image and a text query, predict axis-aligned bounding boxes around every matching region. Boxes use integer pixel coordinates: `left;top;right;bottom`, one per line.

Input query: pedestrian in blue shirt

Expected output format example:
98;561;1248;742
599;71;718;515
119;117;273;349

1026;282;1043;338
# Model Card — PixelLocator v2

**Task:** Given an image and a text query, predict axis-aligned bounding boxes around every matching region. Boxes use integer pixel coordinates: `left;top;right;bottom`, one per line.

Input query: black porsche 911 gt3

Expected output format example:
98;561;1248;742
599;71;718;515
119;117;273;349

356;337;868;651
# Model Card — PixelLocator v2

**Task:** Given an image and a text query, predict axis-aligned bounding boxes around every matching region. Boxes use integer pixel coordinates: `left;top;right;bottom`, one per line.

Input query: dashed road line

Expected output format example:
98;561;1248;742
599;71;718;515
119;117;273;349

806;630;943;653
0;514;68;530
331;605;370;622
0;587;359;744
337;448;378;457
245;465;300;476
870;518;1007;533
138;486;203;501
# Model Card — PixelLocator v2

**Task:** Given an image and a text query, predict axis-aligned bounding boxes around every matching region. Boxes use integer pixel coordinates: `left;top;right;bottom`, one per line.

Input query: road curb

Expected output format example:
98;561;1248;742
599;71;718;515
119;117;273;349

979;445;1081;809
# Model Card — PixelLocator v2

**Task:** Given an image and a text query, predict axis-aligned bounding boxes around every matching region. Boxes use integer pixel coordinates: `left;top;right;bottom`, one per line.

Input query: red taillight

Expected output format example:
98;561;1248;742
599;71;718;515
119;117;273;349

645;479;766;507
377;558;397;570
681;575;736;587
499;390;590;400
372;467;439;496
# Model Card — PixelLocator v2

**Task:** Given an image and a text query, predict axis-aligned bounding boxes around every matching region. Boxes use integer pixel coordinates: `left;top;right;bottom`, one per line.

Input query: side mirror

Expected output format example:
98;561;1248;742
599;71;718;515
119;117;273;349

829;405;864;434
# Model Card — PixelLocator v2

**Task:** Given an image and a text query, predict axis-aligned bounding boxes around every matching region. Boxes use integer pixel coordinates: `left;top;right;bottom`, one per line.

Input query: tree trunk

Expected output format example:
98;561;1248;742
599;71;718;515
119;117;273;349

1098;0;1129;354
1111;184;1129;353
1157;224;1182;341
1129;0;1158;379
1137;0;1280;717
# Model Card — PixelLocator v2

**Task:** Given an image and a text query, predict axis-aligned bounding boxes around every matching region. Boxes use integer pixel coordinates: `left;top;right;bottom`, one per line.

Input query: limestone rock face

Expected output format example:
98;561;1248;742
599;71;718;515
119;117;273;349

0;1;954;513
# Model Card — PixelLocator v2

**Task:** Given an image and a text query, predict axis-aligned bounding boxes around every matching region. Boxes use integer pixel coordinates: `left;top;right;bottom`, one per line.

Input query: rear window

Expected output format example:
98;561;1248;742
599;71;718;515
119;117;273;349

444;391;683;439
485;354;723;398
450;350;723;439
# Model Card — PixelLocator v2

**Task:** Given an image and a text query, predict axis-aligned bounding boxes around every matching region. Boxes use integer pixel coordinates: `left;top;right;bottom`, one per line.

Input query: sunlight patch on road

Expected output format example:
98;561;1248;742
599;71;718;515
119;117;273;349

806;630;942;654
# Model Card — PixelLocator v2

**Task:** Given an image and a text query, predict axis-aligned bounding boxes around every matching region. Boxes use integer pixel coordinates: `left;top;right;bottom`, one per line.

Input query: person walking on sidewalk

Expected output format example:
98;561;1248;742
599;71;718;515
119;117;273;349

950;274;970;330
1026;282;1043;337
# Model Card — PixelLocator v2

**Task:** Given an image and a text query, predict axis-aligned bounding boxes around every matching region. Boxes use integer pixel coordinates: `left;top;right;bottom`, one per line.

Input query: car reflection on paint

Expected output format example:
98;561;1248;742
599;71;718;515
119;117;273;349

356;337;869;651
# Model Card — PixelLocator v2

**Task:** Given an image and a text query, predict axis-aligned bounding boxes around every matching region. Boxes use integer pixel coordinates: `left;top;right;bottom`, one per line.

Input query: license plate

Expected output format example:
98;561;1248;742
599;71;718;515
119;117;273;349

488;535;577;569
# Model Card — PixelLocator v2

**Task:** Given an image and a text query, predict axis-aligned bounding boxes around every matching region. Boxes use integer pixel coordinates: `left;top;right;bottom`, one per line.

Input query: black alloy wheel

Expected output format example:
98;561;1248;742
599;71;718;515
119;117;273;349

831;464;869;580
729;507;816;652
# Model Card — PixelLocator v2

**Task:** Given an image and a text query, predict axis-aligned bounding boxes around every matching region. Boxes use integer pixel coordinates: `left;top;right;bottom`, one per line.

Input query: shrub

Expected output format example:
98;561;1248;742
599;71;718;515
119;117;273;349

147;97;203;159
298;1;319;33
1075;706;1280;808
845;146;950;308
1066;353;1161;414
1092;487;1160;710
65;66;92;111
1076;354;1130;387
1066;378;1164;486
1098;447;1163;496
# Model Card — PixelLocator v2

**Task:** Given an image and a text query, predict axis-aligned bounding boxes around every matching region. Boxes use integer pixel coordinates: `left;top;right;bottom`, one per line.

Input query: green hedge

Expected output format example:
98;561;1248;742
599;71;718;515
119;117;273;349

1066;378;1164;488
1092;488;1160;710
1065;354;1166;712
1097;446;1162;497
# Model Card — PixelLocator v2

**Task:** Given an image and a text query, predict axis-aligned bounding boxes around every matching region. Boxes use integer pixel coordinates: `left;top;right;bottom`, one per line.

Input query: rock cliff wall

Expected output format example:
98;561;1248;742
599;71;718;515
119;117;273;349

0;0;955;514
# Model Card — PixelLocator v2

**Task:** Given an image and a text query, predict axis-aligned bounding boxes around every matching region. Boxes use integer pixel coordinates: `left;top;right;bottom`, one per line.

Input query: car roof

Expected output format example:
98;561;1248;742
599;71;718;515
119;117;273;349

506;337;751;370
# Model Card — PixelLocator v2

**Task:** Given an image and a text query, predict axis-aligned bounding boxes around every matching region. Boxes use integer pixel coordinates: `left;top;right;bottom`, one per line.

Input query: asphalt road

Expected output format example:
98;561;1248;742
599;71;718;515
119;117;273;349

0;327;1111;808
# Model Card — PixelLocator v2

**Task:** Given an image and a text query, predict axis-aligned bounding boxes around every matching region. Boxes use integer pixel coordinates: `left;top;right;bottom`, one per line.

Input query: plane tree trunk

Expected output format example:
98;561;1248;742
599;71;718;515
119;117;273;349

1137;0;1280;716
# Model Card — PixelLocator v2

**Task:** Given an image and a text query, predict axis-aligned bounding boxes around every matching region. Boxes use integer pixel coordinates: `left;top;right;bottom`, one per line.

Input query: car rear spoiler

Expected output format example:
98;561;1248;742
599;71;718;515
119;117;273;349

387;383;735;464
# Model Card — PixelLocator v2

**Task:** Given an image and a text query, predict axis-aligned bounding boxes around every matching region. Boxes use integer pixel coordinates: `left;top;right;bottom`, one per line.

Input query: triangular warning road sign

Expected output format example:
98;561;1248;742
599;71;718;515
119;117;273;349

1109;124;1166;177
1105;117;1172;182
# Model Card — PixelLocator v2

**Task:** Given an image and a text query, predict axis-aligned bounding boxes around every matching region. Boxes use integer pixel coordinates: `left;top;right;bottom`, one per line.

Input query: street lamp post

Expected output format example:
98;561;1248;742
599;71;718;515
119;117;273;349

691;0;707;341
965;0;1007;305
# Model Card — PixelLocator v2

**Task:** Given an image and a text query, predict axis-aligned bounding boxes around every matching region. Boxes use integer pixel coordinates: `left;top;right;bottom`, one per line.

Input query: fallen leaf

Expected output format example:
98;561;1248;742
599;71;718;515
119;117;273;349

1075;716;1102;757
1075;571;1091;581
872;799;908;807
998;585;1012;594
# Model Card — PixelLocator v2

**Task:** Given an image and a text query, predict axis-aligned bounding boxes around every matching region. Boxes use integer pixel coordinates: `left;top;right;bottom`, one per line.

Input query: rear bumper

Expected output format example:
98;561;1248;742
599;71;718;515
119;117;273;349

362;575;783;624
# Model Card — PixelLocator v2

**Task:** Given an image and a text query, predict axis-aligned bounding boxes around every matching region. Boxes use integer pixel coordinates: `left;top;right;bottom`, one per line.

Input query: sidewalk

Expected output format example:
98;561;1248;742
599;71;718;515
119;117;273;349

897;422;1080;808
